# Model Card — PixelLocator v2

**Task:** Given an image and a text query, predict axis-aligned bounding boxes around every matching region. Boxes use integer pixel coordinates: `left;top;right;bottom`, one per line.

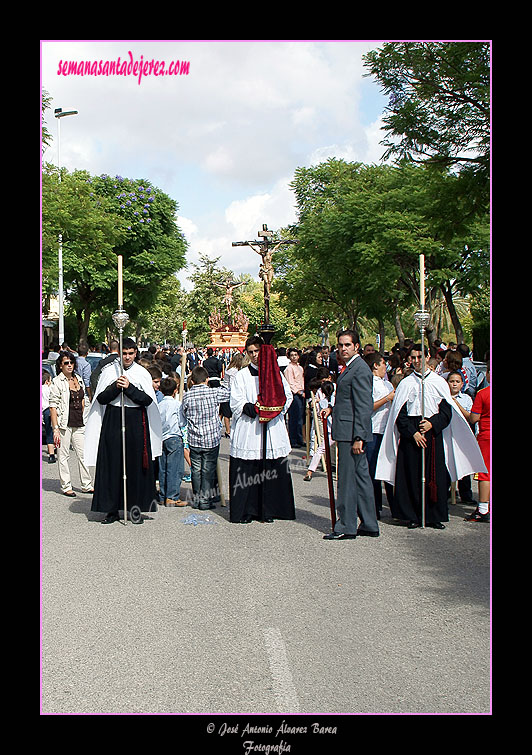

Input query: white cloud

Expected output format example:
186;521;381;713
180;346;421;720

225;178;297;240
176;215;198;238
42;40;388;289
291;106;316;128
202;146;234;176
364;115;389;165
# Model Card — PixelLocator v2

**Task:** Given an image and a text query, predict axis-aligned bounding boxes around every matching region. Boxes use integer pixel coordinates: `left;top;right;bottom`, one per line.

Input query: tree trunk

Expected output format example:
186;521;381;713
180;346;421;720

425;318;436;350
424;289;436;350
76;306;92;351
440;281;464;344
343;302;358;333
394;301;405;346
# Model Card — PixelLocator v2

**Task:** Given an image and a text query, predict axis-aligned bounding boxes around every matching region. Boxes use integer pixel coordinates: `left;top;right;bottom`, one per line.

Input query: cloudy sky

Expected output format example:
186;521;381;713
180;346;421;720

41;40;390;290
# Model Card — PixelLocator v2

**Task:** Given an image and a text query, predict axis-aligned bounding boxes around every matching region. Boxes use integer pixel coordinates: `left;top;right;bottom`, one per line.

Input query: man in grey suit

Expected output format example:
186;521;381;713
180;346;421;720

321;330;379;540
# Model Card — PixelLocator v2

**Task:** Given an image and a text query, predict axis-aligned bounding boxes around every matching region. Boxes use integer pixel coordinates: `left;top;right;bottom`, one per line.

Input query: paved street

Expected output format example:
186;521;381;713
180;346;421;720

41;437;490;715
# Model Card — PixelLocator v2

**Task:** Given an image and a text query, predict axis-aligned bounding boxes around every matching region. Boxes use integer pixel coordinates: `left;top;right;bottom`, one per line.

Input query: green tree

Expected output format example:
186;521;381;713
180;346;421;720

87;173;187;319
42;165;129;345
42;165;187;347
280;160;438;334
363;41;490;216
183;255;243;345
138;275;188;344
278;158;489;347
363;42;489;176
182;255;300;347
42;89;52;151
238;279;303;346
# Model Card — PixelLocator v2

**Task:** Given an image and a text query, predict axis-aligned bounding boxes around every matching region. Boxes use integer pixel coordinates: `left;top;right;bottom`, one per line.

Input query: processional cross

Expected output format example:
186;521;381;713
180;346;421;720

213;277;245;325
232;224;298;330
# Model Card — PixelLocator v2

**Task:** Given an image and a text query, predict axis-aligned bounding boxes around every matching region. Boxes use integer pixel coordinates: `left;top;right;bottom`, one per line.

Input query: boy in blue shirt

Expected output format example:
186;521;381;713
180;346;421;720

158;376;186;506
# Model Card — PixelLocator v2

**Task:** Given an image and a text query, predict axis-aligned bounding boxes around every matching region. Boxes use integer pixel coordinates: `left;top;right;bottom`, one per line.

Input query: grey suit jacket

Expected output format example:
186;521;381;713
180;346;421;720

331;355;374;443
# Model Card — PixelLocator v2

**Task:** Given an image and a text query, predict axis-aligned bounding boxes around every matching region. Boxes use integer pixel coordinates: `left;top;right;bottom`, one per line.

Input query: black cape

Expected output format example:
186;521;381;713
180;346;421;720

393;400;452;525
90;382;157;515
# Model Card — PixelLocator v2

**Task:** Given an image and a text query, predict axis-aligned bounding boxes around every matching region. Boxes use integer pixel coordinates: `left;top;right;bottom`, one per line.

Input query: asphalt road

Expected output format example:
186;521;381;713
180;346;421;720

41;437;490;716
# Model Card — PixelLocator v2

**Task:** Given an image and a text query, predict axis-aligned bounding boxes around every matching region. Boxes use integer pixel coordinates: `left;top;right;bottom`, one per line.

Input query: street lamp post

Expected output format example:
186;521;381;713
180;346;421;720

54;107;78;346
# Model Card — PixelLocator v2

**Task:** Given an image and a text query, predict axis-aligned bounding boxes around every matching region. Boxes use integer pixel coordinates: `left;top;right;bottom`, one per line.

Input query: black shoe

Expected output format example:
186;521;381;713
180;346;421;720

427;522;446;529
407;521;420;529
240;517;253;524
464;509;490;523
48;455;56;464
198;503;211;510
101;513;119;525
261;518;274;523
323;532;356;540
357;528;380;537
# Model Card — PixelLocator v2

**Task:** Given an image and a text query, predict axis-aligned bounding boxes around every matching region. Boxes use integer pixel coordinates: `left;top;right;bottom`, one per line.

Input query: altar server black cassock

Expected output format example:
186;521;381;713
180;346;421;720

84;346;162;518
376;367;486;528
228;340;295;524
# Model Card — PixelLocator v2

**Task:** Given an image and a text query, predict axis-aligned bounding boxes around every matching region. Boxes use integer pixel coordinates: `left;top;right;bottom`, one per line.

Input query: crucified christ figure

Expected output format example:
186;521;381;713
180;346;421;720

213;278;245;325
247;241;285;324
232;224;298;328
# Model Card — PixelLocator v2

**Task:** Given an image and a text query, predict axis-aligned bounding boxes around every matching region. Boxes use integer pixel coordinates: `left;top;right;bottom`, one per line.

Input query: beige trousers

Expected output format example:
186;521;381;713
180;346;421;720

58;425;93;493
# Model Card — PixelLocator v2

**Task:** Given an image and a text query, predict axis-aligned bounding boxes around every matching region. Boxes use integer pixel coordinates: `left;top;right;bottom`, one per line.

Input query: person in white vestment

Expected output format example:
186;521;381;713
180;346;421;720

84;338;162;524
228;336;295;524
376;345;486;529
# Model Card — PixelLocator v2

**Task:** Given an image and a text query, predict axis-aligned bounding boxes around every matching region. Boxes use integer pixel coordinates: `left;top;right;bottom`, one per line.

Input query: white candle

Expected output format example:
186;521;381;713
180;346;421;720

118;255;123;306
420;254;425;309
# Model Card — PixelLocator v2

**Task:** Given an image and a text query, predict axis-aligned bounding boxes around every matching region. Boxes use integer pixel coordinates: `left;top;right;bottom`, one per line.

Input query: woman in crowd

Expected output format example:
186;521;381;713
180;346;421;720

220;352;247;437
48;351;93;497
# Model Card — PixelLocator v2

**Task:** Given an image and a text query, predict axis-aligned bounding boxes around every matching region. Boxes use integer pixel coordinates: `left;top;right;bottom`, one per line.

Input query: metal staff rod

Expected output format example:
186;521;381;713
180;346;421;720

322;413;336;531
414;254;430;529
112;255;130;526
310;391;326;473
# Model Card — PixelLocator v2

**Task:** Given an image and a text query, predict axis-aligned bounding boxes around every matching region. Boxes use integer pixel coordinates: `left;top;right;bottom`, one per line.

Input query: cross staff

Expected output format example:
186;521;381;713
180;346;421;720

232;224;298;327
213;278;245;325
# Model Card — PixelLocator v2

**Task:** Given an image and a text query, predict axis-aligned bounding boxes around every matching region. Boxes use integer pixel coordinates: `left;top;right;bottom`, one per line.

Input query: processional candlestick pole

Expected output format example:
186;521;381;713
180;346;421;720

413;254;430;529
179;321;187;401
112;255;130;525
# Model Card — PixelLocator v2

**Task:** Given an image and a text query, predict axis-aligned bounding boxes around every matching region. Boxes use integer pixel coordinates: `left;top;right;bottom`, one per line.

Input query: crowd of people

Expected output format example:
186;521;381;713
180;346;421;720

42;332;490;533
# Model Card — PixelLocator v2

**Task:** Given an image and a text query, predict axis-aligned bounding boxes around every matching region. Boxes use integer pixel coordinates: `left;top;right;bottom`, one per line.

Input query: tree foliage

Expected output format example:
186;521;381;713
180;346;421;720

180;254;307;348
275;158;489;348
363;42;490;176
41;89;52;151
41;165;187;346
138;274;188;344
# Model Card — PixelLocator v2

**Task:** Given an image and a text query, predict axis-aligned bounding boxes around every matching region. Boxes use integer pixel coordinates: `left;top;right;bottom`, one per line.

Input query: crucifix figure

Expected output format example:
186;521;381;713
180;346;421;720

232;224;298;328
213;277;245;325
